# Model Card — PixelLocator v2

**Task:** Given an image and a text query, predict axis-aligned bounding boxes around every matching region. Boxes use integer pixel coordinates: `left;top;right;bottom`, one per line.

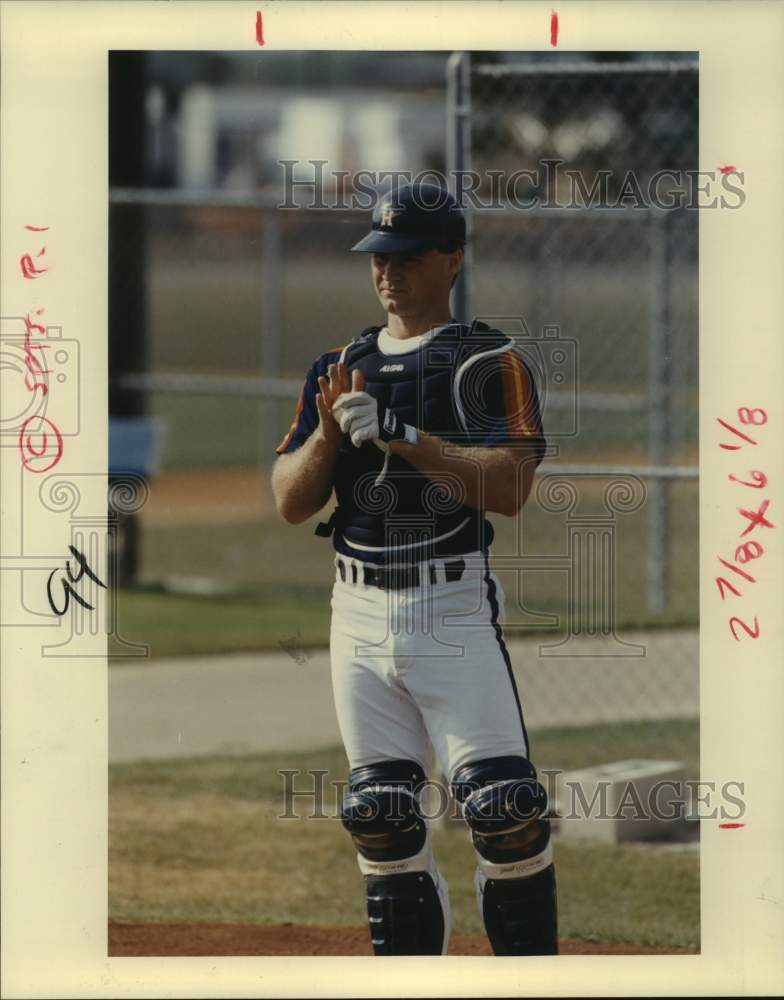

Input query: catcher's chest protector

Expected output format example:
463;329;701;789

330;324;506;558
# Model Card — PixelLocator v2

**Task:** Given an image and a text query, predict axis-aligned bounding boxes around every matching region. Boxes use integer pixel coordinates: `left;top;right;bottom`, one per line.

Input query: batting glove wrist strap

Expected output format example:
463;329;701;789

379;408;418;445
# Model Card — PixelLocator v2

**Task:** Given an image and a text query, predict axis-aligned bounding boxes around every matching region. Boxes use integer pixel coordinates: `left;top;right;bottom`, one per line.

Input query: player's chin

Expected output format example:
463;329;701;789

380;293;402;313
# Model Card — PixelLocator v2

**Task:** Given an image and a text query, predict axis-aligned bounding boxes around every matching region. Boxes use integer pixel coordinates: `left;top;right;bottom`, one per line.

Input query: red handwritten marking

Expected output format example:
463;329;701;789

738;498;774;537
23;338;49;358
719;822;745;829
23;313;50;393
738;406;767;426
717;556;755;583
20;253;48;279
17;225;61;472
729;615;759;641
715;576;741;600
550;10;559;46
255;10;265;46
24;312;46;337
18;416;63;473
717;166;737;174
729;470;767;488
23;354;50;396
718;406;772;643
735;540;763;563
717;417;756;447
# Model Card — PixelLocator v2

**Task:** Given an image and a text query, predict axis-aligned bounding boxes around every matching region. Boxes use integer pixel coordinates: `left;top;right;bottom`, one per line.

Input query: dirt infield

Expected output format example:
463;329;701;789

108;922;697;957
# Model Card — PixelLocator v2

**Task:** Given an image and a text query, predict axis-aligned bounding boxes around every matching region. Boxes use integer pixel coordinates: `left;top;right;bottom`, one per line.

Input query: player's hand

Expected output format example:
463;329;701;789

332;383;379;448
316;364;365;444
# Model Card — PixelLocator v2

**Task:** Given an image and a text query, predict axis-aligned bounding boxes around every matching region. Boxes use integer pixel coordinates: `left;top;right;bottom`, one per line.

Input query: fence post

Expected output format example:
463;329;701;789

260;207;283;470
446;51;472;324
647;209;672;615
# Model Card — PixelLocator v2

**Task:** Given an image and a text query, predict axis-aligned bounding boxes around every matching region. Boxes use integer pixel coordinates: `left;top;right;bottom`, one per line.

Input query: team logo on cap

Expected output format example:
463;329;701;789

380;204;400;227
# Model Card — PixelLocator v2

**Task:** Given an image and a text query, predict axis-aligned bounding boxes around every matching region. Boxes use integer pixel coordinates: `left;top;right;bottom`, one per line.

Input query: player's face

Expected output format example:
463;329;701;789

371;250;462;317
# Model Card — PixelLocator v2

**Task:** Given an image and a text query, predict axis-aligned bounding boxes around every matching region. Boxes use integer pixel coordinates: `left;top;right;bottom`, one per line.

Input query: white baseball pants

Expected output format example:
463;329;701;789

329;550;530;782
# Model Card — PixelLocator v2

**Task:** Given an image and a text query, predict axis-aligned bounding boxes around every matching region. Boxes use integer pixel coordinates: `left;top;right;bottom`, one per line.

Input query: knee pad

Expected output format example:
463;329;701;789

341;759;449;955
452;755;558;956
341;759;429;871
452;754;551;869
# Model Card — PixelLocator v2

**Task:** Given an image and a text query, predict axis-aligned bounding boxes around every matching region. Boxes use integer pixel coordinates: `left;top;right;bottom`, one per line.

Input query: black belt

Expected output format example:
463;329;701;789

337;558;466;590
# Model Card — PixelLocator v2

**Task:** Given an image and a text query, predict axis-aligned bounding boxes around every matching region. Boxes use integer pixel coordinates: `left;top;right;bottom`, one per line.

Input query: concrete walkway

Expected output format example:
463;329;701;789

109;629;698;763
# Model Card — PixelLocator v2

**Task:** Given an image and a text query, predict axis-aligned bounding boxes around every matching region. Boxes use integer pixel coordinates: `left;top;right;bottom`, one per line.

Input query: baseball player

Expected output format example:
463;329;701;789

271;180;557;956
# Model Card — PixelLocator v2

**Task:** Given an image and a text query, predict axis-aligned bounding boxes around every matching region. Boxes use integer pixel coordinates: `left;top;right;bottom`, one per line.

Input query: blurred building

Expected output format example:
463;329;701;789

141;51;695;195
143;51;451;193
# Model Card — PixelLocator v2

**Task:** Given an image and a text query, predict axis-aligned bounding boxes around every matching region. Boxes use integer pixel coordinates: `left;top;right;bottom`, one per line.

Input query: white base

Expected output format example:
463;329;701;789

553;758;687;844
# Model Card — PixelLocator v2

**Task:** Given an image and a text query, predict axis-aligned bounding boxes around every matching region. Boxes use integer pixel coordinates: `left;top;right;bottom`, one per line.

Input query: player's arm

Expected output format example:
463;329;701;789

271;362;360;524
389;436;539;517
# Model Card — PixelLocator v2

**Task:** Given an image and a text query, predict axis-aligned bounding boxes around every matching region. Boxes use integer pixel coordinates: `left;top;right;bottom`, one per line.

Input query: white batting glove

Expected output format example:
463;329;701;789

332;391;379;447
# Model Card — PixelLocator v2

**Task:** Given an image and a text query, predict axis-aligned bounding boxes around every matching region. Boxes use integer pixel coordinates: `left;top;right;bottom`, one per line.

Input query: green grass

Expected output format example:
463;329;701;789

108;720;699;798
109;722;699;948
532;719;699;778
110;580;697;660
110;584;332;659
114;490;697;658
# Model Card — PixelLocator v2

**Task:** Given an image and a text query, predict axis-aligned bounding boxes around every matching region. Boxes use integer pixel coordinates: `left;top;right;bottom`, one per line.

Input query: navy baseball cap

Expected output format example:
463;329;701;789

350;180;466;254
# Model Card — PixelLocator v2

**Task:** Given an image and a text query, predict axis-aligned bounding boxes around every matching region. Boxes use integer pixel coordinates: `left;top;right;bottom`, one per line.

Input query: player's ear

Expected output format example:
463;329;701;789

449;248;464;288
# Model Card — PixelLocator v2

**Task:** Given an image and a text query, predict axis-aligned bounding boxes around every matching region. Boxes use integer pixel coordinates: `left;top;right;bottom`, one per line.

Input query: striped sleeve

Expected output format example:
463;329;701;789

475;348;546;462
275;346;345;455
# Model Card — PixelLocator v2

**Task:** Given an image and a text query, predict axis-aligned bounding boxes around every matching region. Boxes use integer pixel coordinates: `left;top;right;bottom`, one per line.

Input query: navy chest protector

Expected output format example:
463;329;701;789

317;323;508;563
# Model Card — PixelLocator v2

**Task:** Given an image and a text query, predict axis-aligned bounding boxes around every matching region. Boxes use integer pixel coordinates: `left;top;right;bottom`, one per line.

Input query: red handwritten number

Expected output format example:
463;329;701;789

729;615;760;641
738;407;767;426
717;556;755;583
550;10;559;46
729;470;767;489
734;541;763;564
718;405;769;645
255;10;265;45
715;577;741;600
717;417;756;450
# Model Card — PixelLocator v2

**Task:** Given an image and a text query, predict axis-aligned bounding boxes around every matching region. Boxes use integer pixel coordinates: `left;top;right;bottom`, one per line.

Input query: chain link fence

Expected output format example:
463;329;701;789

463;56;698;460
447;54;698;760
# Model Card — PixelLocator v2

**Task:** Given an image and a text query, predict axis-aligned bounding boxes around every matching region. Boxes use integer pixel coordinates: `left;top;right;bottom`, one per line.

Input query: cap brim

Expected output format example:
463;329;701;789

350;230;434;254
